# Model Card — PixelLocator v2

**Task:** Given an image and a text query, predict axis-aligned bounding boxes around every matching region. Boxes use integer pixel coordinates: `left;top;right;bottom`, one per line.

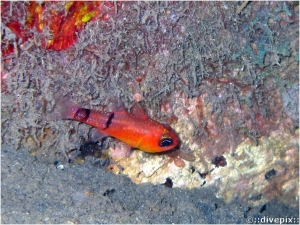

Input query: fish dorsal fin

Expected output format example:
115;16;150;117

130;103;149;119
107;98;126;112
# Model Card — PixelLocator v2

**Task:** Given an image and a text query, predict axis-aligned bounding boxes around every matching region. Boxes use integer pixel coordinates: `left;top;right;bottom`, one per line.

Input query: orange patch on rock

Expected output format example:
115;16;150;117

2;1;116;53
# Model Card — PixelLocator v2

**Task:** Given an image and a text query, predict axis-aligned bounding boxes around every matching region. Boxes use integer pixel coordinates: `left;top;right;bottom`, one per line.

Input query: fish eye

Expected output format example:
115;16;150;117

159;138;173;147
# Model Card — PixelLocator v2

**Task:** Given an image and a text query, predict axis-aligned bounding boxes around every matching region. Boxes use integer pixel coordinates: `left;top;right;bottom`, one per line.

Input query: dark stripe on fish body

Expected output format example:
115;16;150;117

74;108;90;122
106;112;114;128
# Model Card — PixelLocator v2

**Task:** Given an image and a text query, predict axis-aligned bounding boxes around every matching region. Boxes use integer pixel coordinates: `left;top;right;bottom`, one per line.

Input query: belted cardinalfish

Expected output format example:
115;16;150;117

59;101;179;153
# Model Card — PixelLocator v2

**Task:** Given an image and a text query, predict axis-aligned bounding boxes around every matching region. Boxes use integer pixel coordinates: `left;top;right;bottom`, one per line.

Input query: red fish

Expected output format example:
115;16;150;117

63;103;179;153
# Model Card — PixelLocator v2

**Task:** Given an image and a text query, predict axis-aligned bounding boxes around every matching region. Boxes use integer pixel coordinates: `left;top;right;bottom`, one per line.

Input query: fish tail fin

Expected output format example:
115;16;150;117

57;97;79;120
45;94;79;121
